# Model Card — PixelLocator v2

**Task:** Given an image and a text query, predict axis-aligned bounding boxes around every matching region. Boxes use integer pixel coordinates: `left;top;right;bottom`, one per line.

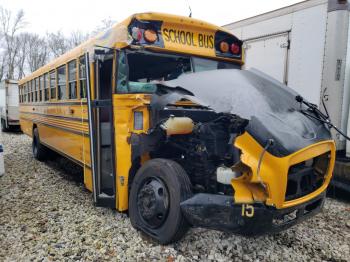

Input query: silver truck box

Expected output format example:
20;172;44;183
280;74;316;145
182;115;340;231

0;79;20;131
224;0;350;155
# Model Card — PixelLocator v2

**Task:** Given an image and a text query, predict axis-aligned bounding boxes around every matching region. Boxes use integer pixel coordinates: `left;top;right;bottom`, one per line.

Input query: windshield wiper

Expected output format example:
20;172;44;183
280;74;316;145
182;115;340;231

296;95;350;141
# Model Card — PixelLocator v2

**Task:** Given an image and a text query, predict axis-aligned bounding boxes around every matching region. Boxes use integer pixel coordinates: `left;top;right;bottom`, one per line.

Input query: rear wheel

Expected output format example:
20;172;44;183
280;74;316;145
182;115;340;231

32;128;49;161
129;158;192;244
1;119;8;132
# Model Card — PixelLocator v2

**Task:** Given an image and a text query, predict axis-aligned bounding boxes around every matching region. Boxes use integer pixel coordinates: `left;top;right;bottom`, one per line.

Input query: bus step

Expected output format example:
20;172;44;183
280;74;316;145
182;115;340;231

95;193;115;207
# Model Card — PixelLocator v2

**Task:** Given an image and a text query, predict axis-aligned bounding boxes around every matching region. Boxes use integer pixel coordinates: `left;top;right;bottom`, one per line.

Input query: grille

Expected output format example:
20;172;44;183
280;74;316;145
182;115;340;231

285;152;330;201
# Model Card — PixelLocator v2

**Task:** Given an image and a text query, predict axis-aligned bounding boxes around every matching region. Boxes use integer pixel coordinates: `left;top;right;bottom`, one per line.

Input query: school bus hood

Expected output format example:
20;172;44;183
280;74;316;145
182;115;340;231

161;69;332;157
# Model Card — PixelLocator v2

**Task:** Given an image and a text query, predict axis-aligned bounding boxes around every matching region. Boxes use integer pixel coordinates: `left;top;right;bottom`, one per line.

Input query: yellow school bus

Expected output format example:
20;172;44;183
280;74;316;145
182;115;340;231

19;12;335;244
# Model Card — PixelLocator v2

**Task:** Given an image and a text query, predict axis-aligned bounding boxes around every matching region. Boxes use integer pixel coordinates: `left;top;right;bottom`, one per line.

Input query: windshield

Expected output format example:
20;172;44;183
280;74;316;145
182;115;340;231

116;50;240;93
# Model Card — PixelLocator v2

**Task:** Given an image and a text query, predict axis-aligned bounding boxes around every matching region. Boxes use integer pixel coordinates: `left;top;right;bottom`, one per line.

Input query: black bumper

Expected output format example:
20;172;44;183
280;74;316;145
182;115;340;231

180;191;326;235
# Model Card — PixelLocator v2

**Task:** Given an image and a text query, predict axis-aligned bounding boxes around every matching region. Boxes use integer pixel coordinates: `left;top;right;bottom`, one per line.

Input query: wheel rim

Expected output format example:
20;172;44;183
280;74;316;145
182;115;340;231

137;177;169;229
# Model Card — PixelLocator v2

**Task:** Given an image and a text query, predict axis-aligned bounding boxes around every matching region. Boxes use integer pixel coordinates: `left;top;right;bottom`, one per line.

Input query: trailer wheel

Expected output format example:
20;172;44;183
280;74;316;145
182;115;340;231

32;128;49;161
129;158;192;244
1;119;8;132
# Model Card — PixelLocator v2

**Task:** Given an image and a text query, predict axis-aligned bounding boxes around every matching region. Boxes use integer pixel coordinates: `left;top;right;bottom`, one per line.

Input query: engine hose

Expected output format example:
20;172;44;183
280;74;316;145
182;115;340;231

256;139;274;188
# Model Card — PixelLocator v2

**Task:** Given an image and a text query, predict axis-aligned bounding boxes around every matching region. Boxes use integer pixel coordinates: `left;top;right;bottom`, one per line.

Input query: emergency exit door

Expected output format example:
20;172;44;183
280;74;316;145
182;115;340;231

243;32;290;84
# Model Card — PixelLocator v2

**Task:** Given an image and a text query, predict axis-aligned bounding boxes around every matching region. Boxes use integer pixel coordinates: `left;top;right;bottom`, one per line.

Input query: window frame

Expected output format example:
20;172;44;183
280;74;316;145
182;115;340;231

39;75;44;102
49;70;57;100
30;80;34;102
20;85;22;103
68;60;78;100
34;78;39;102
79;56;87;99
44;73;49;101
19;85;22;103
23;83;26;103
57;65;67;100
25;83;29;103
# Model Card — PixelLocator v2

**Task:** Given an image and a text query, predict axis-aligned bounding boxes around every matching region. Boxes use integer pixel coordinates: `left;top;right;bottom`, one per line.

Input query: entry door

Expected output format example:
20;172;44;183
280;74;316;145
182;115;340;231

243;32;290;84
85;51;116;207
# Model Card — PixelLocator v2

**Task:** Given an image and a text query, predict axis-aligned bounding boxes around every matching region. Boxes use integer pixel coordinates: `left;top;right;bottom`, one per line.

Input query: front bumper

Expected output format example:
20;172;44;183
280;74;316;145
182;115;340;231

180;191;326;235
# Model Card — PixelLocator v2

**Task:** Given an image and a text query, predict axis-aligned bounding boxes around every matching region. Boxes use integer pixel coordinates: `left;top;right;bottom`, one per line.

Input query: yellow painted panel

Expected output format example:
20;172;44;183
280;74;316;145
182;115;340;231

84;166;93;192
20;103;88;121
231;180;254;204
234;132;336;209
161;22;215;57
113;94;151;211
37;124;91;167
19;118;33;137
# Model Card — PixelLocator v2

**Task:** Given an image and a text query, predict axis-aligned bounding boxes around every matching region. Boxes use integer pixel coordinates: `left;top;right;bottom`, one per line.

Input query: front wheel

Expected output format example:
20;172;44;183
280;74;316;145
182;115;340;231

129;158;192;244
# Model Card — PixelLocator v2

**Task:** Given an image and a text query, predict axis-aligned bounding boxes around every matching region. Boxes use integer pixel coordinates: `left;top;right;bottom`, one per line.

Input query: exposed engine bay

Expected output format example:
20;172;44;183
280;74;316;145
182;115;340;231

131;110;248;195
159;113;248;194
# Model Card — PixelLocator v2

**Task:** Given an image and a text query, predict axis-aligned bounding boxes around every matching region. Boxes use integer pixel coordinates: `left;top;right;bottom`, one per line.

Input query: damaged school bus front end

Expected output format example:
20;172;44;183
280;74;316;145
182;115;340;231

129;67;335;236
111;13;336;242
181;131;335;235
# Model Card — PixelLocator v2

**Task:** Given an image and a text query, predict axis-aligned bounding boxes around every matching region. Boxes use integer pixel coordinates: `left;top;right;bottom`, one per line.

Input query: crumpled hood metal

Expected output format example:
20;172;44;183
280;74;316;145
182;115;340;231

162;69;331;157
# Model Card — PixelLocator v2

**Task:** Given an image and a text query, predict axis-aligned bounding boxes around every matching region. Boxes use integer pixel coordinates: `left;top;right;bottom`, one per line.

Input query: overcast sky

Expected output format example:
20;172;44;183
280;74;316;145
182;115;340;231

0;0;303;36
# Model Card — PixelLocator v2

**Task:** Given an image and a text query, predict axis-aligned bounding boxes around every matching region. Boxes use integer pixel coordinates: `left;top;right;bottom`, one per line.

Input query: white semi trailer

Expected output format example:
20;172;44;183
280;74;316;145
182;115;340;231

0;79;20;131
224;0;350;157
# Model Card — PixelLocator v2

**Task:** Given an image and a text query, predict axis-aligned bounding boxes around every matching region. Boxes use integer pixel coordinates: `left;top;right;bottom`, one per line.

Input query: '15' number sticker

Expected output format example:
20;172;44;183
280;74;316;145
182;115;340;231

241;204;255;218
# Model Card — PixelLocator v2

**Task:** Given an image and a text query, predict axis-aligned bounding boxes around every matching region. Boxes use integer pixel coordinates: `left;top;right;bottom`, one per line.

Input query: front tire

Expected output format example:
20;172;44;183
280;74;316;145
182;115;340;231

32;128;49;161
129;158;192;244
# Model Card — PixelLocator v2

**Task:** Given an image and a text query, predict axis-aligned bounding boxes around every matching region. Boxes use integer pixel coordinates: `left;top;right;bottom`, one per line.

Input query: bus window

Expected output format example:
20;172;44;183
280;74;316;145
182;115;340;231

35;78;39;102
50;70;56;100
116;51;128;93
18;85;21;103
192;57;240;72
26;83;29;102
68;60;77;99
128;52;191;82
117;51;191;94
79;56;87;98
39;76;44;102
30;80;34;102
23;83;27;102
20;86;22;103
44;73;49;101
57;65;66;100
28;83;30;102
32;80;35;102
31;80;34;102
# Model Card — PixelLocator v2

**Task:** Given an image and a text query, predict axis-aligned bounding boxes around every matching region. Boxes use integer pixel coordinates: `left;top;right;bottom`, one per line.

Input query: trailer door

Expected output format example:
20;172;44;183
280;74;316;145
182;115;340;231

243;32;290;84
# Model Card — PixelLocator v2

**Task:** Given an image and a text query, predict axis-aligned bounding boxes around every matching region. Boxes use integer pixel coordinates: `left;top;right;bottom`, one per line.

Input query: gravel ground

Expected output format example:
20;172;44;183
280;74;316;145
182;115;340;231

0;132;349;262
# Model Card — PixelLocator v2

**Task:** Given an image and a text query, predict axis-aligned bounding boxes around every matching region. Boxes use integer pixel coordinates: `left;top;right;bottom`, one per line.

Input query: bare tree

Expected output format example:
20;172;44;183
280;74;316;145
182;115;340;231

46;30;68;58
26;34;49;72
91;17;116;36
14;33;29;79
0;52;6;81
0;8;118;80
67;30;89;49
0;7;26;79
